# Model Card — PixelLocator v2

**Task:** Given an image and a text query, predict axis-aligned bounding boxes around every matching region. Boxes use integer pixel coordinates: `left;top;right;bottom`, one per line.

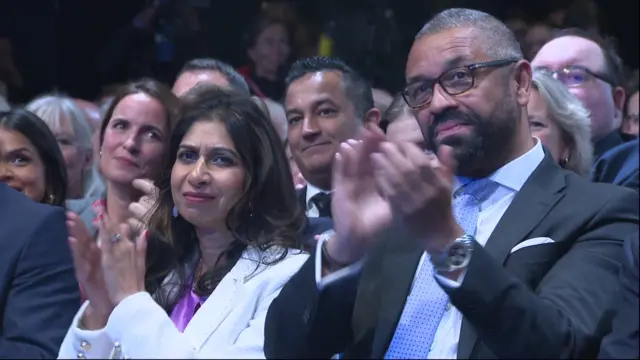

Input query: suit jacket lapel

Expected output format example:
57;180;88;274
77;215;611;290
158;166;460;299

457;155;567;359
369;223;423;359
484;155;566;264
297;186;307;214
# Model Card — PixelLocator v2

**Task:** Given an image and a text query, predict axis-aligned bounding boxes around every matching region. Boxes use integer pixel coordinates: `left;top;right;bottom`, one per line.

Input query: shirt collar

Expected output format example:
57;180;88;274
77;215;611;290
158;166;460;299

454;137;545;192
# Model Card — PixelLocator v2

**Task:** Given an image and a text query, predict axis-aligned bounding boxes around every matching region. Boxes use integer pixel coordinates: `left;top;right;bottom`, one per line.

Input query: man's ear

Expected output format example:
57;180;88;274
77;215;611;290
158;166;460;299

514;60;533;108
613;86;626;124
363;107;382;128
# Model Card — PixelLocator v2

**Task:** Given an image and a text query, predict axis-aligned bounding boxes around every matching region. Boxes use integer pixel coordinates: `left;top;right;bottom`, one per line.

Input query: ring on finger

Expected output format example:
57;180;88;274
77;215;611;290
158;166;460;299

111;233;122;243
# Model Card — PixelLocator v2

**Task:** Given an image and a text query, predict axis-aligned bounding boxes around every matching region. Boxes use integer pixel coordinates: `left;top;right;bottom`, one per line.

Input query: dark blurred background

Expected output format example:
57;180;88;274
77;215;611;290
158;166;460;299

0;0;637;103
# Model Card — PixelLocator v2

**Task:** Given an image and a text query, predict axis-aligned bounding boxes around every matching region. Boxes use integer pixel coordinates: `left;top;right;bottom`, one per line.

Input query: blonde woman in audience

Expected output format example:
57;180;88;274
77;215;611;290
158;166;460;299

26;94;103;200
528;69;593;176
58;86;310;359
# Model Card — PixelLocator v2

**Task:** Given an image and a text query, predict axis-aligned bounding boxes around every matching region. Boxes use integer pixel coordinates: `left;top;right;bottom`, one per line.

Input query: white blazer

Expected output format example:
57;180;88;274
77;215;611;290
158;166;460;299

58;247;309;359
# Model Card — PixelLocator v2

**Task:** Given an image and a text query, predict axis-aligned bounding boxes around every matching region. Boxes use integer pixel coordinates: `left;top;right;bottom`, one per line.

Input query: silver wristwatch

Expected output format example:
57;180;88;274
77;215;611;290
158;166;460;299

431;234;475;273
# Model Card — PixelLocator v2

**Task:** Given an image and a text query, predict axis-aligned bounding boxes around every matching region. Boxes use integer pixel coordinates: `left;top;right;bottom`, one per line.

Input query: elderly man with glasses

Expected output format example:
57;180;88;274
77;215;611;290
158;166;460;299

532;28;627;162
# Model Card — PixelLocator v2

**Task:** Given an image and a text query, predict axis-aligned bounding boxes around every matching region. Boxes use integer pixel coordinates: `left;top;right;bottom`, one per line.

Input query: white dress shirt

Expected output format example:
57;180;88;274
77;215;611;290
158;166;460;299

305;183;331;218
315;139;546;359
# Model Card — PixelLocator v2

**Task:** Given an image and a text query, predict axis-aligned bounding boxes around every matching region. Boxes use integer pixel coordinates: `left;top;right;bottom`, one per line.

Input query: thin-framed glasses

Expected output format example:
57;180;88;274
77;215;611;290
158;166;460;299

624;113;639;125
402;58;520;109
537;65;616;87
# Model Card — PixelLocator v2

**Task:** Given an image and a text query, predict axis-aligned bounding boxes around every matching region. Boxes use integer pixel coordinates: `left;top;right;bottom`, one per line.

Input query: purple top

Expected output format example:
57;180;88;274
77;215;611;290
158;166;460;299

169;287;207;333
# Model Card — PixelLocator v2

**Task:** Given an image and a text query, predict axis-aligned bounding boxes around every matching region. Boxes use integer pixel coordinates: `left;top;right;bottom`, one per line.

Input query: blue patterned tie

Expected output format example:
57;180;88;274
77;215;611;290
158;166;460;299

385;179;498;359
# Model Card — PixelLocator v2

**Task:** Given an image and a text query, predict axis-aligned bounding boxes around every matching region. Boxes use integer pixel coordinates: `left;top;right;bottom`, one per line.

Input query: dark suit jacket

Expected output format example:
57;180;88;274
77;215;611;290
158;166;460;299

594;130;625;162
302;216;333;245
591;139;639;191
598;231;639;359
297;187;308;215
0;184;81;358
264;155;640;359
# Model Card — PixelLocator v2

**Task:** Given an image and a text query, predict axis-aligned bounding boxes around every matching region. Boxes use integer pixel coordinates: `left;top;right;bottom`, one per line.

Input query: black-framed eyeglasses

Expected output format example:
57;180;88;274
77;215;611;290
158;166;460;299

536;65;617;88
401;58;519;109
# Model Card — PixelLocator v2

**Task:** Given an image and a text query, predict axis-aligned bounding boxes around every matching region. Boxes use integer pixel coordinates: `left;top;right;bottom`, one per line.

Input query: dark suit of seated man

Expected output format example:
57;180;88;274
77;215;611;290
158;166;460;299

264;9;640;360
303;216;333;244
599;231;639;359
591;139;639;191
0;184;81;358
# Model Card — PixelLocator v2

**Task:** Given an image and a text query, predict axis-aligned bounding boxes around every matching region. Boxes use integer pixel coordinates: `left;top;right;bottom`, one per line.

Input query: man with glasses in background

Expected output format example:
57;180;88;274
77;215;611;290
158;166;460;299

532;29;627;161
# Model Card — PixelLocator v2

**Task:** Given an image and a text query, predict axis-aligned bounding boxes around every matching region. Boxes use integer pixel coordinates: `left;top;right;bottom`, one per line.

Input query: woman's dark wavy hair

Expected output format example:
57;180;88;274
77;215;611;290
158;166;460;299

145;86;307;311
0;109;67;207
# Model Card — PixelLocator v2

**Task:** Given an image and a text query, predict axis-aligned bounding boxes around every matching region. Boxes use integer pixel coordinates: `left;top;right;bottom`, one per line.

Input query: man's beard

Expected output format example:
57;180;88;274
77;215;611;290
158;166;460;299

424;100;518;177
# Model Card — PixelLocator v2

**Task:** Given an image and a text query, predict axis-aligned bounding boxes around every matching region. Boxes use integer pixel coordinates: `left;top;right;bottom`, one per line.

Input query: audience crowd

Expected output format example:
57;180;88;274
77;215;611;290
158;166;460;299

0;1;638;359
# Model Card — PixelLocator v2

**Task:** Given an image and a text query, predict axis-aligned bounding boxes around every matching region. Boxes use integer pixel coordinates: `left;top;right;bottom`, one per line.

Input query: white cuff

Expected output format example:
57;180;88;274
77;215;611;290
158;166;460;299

435;268;467;289
62;301;115;358
314;232;363;291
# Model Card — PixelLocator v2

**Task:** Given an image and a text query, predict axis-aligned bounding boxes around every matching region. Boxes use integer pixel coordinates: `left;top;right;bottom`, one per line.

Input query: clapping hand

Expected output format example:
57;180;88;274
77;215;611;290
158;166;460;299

327;123;463;264
371;143;462;252
67;212;113;329
327;126;393;264
97;218;149;307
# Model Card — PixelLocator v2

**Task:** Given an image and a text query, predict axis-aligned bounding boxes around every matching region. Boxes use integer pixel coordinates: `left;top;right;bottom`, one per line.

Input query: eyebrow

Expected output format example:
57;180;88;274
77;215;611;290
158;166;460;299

7;147;34;156
286;97;337;116
178;144;239;158
140;124;165;136
406;55;472;84
111;117;165;135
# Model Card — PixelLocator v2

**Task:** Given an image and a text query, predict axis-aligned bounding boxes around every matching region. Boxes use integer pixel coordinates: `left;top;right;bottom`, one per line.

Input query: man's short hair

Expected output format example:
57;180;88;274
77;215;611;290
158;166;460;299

178;58;250;96
285;56;374;118
416;8;523;61
550;28;624;87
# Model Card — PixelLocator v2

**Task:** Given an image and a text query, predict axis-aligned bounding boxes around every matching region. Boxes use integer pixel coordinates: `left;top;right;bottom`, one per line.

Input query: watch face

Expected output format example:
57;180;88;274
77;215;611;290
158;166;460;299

448;242;469;266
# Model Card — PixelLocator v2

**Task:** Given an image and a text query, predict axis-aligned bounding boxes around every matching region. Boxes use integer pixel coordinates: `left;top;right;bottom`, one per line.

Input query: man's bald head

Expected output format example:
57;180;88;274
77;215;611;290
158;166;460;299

532;29;626;140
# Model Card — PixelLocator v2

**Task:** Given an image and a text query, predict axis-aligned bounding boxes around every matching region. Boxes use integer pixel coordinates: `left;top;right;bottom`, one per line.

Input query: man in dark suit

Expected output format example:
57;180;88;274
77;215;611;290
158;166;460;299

598;231;639;359
285;56;381;219
591;139;639;191
0;184;81;358
265;9;639;359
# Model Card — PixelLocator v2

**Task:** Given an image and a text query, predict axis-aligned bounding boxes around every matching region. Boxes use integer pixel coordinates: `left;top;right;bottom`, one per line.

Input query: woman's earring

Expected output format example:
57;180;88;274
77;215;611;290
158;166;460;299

48;194;55;204
559;157;569;168
172;206;178;218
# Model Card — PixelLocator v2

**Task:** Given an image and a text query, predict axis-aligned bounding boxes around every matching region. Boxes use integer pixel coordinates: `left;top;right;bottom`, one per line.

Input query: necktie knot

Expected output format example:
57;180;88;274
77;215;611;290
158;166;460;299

453;178;498;236
456;178;499;203
310;192;332;218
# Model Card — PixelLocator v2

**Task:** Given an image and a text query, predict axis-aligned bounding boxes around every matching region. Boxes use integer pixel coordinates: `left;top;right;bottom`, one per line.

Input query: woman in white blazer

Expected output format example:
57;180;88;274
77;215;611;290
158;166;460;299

59;86;310;359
